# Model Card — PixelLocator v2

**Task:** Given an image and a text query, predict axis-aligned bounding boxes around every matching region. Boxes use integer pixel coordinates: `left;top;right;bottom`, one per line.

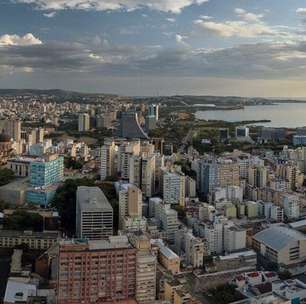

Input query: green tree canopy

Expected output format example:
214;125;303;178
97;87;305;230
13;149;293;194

50;178;95;236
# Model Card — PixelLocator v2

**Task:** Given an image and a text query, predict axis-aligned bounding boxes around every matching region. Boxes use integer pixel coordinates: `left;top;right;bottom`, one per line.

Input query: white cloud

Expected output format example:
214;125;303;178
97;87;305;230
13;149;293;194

13;0;209;13
166;18;176;23
195;20;274;38
43;11;56;17
275;50;306;61
296;8;306;15
0;33;43;46
199;15;213;20
235;8;264;22
175;34;189;47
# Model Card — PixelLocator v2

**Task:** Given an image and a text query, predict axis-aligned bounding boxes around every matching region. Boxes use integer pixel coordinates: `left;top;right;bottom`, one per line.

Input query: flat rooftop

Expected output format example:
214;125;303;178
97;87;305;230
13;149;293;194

0;230;60;239
77;186;113;212
219;250;257;261
60;236;132;251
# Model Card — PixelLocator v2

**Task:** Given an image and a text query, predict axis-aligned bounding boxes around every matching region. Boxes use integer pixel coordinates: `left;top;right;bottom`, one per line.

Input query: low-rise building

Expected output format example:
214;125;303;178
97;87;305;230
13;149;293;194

0;230;60;250
253;225;306;267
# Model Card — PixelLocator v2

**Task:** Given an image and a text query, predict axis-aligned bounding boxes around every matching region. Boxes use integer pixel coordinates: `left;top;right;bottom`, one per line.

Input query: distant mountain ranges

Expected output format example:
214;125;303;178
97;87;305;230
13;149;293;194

0;89;305;105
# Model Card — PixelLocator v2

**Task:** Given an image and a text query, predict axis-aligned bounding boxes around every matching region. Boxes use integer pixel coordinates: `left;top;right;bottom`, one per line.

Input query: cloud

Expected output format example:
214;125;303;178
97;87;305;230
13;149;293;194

2;36;306;82
13;0;209;13
195;20;274;38
296;8;306;15
43;11;56;17
235;8;264;22
166;18;176;23
199;15;213;20
0;33;43;46
175;34;189;46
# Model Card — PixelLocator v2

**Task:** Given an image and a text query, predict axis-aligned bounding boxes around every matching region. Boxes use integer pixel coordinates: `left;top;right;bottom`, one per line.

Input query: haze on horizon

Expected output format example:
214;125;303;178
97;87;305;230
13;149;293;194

1;0;306;97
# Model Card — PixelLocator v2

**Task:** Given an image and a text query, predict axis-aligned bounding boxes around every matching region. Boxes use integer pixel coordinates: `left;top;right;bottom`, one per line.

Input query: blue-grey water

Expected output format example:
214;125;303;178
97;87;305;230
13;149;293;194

195;103;306;128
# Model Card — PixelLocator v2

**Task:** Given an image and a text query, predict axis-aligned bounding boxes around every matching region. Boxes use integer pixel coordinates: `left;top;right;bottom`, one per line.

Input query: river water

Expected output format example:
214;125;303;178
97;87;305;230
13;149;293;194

195;103;306;128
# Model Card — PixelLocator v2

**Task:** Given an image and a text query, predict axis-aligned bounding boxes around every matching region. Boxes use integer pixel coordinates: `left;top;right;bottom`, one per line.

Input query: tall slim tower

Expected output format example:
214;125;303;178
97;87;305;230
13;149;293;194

78;113;90;132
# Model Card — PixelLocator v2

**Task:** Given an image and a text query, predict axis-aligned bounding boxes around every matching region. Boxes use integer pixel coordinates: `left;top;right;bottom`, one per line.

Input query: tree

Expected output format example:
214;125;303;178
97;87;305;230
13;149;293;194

50;178;95;236
208;284;244;304
64;157;84;170
0;168;15;186
4;211;43;231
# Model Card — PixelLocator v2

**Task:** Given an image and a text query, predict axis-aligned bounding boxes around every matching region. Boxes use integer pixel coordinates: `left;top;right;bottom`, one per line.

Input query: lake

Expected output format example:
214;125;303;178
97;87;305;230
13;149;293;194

195;103;306;128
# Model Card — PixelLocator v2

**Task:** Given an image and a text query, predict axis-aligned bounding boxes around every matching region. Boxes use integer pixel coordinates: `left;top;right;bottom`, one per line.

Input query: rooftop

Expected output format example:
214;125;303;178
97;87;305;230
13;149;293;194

77;186;113;212
152;239;179;260
253;225;306;251
0;230;60;239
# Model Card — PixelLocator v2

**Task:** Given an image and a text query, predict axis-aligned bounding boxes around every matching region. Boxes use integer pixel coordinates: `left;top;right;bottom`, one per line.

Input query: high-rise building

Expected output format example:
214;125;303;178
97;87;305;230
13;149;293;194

203;222;224;255
162;171;185;206
76;186;113;240
158;204;178;243
185;232;205;268
78;113;90;132
29;154;64;187
148;104;159;121
3;120;21;142
131;233;157;304
198;159;218;199
185;176;196;198
223;224;246;253
248;165;267;188
282;193;300;219
218;160;240;188
56;237;137;304
140;154;155;198
219;128;230;142
100;140;116;180
119;184;142;229
236;126;249;138
118;111;149;139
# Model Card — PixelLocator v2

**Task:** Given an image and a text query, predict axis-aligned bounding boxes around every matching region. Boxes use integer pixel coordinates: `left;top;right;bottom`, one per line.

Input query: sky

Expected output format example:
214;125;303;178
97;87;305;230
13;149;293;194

1;0;306;97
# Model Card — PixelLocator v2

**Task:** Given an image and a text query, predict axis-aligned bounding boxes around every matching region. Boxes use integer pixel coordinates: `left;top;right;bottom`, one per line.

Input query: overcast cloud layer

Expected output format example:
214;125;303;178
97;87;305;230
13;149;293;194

2;0;306;96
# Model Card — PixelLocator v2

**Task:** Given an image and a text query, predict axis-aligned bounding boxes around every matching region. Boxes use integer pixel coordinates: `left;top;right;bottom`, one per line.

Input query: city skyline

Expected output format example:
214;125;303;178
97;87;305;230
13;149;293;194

1;0;306;97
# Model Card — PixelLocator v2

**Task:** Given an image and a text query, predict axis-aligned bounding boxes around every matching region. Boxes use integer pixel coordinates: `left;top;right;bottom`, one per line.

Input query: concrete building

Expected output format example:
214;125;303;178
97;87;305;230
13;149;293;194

7;157;32;177
118;111;149;139
56;237;137;304
185;232;204;268
100;140;116;180
148;104;159;121
119;184;142;229
76;186;113;240
198;159;218;198
162;171;185;206
140;154;156;198
185;176;196;198
158;204;178;243
223;224;246;253
153;239;180;275
133;234;157;304
236;126;249;138
253;225;306;267
203;221;224;255
248;165;267;188
0;230;60;250
282;193;300;219
1;119;21;142
218;160;240;188
211;185;243;203
293;135;306;146
246;201;260;218
26;154;64;206
78;113;90;132
29;154;64;187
